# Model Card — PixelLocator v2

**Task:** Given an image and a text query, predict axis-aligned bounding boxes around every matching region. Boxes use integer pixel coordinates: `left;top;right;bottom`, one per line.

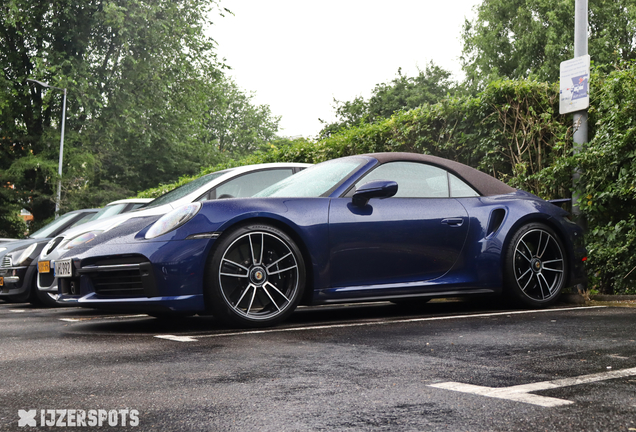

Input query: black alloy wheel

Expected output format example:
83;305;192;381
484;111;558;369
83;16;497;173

504;223;567;307
206;224;305;327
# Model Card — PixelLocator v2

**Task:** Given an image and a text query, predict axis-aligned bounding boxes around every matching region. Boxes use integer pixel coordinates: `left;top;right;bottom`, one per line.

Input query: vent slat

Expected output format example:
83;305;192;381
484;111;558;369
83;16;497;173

91;269;145;298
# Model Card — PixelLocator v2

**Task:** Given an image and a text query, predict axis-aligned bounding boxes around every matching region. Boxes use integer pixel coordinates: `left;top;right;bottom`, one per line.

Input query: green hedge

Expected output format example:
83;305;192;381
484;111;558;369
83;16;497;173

571;63;636;293
140;80;571;197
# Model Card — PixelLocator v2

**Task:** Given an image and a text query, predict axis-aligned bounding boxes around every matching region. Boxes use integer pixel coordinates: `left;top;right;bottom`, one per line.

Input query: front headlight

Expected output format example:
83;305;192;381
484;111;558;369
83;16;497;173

16;243;38;266
145;202;201;239
62;231;103;251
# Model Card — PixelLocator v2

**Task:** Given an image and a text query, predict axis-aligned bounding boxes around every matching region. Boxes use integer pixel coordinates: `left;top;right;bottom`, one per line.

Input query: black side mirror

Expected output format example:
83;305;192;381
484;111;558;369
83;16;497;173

352;180;398;207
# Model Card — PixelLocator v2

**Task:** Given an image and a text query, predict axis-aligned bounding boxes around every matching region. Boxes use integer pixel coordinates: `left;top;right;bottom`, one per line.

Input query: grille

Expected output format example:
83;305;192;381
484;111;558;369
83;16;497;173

1;256;11;268
91;269;146;297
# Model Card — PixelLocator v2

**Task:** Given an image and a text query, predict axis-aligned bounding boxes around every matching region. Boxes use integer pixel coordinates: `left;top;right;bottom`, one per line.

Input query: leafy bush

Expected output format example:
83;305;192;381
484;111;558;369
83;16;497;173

573;62;636;293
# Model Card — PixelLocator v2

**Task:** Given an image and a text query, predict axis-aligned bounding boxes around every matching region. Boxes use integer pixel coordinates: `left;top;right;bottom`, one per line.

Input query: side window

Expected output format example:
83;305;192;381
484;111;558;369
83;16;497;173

449;173;480;197
354;162;450;198
68;212;98;228
202;169;295;201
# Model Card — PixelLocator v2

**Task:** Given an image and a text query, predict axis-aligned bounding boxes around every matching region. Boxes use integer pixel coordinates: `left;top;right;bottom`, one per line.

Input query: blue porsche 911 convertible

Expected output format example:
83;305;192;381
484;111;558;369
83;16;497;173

55;153;586;327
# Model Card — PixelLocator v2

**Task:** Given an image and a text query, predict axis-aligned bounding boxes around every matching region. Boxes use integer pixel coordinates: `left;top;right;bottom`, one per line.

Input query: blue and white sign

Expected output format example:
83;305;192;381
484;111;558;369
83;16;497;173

559;55;590;114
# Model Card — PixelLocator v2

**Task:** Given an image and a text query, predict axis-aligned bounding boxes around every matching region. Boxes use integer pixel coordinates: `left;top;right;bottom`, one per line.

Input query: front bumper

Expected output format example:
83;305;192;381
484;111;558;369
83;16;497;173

0;265;34;298
2;276;20;284
37;266;58;293
56;238;213;313
59;292;206;313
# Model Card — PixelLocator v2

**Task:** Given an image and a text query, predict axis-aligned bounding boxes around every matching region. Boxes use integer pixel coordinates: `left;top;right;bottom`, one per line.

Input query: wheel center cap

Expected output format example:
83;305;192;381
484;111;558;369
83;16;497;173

250;266;267;285
531;258;542;272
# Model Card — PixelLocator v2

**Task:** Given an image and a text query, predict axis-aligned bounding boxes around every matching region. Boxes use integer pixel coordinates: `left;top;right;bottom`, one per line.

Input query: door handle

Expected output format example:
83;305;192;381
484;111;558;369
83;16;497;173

441;218;464;227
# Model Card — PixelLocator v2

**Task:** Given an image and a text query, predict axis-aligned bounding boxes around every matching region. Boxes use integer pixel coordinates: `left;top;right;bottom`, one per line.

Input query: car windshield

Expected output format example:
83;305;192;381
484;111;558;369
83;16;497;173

254;158;365;198
143;169;235;209
28;211;84;239
88;203;128;221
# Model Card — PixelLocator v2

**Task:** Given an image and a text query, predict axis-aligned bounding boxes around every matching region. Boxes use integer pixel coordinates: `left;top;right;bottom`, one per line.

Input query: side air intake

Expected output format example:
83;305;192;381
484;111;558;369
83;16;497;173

487;208;506;237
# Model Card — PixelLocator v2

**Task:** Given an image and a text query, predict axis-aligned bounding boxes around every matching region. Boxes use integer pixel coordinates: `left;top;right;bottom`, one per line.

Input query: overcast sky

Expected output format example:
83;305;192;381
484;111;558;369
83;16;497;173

211;0;482;138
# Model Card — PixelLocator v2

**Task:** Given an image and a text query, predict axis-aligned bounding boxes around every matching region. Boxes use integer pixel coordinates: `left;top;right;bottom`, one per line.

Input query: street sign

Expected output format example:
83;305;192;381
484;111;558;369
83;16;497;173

560;55;590;114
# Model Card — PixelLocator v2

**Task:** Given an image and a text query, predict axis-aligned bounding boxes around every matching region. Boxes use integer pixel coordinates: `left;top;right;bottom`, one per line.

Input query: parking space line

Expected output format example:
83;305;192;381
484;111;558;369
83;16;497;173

153;305;606;342
429;366;636;407
608;354;630;360
155;335;199;342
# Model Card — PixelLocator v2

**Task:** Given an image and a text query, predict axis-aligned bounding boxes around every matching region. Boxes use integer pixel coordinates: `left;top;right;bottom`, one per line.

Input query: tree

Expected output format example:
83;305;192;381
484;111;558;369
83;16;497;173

0;187;27;238
319;62;455;138
0;0;226;233
367;64;455;119
461;0;636;88
203;76;281;158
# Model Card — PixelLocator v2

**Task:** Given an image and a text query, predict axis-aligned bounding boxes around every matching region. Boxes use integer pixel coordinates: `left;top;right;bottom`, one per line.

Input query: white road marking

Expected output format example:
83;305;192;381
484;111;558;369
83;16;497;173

59;314;148;322
429;367;636;407
10;310;26;313
608;354;630;360
154;335;199;342
153;305;606;342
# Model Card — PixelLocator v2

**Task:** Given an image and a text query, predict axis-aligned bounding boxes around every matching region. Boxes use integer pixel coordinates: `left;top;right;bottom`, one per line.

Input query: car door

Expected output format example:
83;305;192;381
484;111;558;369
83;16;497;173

328;161;473;290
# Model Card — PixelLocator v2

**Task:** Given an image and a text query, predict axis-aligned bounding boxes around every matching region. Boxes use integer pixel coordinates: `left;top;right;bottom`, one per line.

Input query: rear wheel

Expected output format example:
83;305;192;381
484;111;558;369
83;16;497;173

504;223;567;307
205;224;305;328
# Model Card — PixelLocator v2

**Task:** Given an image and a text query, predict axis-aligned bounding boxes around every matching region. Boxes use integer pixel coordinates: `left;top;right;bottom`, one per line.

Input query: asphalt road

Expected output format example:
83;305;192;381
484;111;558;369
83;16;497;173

1;298;635;431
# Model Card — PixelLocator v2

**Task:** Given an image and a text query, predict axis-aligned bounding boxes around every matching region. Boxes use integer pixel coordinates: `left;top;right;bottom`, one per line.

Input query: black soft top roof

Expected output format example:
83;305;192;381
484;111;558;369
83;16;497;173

362;152;516;196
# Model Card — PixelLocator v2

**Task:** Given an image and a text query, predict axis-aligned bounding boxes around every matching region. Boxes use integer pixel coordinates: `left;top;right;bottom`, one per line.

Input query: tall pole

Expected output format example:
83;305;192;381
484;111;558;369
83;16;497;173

56;88;67;217
26;79;67;218
572;0;588;222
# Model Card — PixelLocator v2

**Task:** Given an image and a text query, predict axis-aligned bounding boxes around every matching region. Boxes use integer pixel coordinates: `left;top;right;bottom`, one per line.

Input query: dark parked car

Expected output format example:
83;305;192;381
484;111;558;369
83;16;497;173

55;153;586;326
0;199;151;306
0;209;98;305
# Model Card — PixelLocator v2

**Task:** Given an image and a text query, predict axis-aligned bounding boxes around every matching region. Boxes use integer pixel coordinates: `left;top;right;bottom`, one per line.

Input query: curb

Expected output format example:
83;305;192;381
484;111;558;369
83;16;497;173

590;294;636;302
560;293;636;305
560;293;587;305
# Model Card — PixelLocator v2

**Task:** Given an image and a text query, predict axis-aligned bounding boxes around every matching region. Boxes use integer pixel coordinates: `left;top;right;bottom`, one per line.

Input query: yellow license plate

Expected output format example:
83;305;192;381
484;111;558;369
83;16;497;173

38;261;51;273
0;276;3;287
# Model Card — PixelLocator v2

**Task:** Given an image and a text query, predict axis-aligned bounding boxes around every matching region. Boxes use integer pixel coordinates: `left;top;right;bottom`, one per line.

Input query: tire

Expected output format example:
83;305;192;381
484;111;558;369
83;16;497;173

34;289;60;307
6;293;31;303
7;284;35;304
205;224;306;328
503;223;567;307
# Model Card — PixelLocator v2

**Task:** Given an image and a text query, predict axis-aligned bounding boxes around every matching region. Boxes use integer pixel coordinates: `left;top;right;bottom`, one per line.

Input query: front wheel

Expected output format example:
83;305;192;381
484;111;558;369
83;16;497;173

504;223;567;307
35;289;60;307
205;224;306;328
